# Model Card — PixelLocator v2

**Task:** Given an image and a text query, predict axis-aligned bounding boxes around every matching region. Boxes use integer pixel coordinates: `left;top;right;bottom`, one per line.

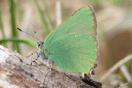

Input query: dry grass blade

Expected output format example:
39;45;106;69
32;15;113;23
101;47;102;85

56;0;62;26
101;55;132;82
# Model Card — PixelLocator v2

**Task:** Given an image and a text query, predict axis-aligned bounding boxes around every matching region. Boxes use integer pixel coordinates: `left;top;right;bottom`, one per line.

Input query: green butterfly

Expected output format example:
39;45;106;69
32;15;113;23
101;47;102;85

36;5;99;79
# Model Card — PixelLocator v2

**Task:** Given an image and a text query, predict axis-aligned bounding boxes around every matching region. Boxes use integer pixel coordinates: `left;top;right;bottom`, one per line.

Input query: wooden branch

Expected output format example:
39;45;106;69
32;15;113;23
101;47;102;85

0;45;92;88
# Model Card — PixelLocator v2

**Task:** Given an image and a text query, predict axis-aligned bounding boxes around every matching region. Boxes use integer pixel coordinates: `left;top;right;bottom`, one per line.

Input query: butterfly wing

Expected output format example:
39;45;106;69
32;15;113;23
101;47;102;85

44;5;98;74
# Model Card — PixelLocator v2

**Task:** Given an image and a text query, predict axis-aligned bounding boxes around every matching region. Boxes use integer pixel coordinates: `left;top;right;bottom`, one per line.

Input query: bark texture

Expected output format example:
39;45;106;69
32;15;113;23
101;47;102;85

0;45;93;88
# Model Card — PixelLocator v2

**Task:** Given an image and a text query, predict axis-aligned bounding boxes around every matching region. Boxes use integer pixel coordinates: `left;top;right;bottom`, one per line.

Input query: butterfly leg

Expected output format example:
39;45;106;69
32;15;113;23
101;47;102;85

26;51;38;58
30;51;40;65
47;60;54;76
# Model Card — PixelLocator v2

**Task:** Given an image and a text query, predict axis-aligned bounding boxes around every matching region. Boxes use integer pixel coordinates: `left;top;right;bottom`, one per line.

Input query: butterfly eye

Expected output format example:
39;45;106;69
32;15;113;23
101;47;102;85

38;43;41;47
37;42;44;47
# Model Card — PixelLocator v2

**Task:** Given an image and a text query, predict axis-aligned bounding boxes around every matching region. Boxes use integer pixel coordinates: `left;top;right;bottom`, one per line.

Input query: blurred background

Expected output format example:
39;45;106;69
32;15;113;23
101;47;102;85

0;0;132;87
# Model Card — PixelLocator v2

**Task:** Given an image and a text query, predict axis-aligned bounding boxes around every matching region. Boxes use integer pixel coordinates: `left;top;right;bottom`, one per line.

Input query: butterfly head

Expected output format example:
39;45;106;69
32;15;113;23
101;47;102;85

37;41;45;56
37;41;44;49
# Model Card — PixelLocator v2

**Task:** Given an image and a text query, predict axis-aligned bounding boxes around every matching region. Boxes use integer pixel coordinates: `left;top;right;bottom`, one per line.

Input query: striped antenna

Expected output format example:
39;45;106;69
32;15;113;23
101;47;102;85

16;27;42;42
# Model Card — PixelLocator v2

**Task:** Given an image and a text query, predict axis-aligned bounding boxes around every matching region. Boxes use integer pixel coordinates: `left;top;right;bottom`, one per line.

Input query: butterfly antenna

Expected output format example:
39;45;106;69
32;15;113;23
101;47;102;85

34;31;42;42
16;27;41;42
